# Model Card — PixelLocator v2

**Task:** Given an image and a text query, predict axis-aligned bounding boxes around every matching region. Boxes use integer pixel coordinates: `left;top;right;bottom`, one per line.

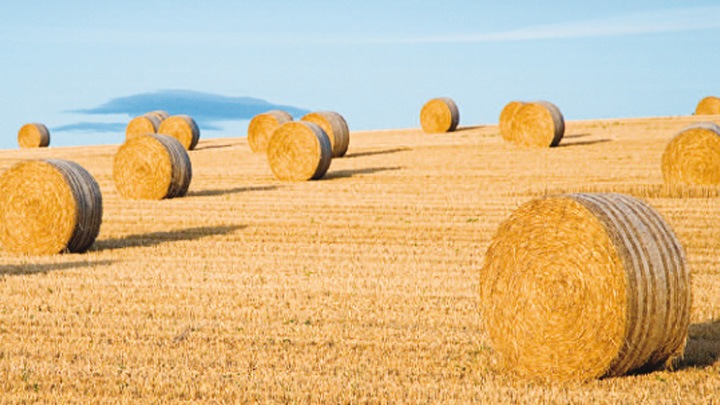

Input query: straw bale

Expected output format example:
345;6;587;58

267;121;332;181
158;115;200;150
17;123;50;148
694;96;720;115
146;110;170;122
498;101;526;142
126;115;161;141
479;193;690;382
420;97;459;133
0;159;102;255
247;110;293;153
508;101;565;147
113;134;192;200
661;122;720;186
301;111;350;157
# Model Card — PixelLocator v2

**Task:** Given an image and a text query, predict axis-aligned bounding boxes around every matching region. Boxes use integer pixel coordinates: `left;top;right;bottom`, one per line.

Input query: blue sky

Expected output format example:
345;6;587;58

1;1;719;148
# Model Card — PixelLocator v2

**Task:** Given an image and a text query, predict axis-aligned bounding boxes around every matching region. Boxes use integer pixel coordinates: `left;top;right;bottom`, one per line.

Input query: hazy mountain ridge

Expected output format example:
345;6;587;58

54;89;310;133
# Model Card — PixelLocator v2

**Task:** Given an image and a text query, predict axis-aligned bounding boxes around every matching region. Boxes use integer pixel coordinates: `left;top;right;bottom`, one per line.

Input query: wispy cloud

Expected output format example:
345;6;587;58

352;6;720;45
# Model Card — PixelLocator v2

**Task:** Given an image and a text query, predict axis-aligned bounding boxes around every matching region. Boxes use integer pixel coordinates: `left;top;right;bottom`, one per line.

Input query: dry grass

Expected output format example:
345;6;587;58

0;115;718;402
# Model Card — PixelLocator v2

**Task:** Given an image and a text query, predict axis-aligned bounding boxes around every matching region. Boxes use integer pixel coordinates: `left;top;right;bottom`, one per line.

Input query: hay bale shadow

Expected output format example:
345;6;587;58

564;133;592;139
557;139;612;148
0;259;114;276
187;185;280;198
93;225;244;252
679;319;720;369
324;166;402;180
193;143;234;151
344;147;411;159
454;125;483;133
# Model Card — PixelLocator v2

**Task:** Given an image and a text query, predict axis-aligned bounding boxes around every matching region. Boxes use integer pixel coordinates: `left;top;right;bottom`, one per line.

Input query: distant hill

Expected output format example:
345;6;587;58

55;89;310;133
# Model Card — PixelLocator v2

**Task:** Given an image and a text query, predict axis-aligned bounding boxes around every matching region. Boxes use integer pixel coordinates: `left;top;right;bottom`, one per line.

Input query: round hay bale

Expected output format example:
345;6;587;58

301;111;350;158
126;115;161;141
267;121;332;181
113;134;192;200
158;115;200;150
146;110;170;122
247;110;294;153
479;193;690;382
661;122;720;186
508;101;565;147
17;123;50;148
694;96;720;115
420;97;459;133
498;101;526;142
0;159;102;255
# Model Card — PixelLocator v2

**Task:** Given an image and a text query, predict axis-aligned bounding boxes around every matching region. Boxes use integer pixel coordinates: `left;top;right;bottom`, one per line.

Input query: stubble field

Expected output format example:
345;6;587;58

1;115;719;402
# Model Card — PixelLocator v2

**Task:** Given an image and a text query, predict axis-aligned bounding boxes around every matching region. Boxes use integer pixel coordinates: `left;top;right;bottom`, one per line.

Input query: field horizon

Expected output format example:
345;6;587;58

1;114;719;402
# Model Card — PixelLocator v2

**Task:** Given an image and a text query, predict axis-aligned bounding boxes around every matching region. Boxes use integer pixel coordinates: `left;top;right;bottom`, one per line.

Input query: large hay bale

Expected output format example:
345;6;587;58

301;111;350;158
113;134;192;200
267;121;332;181
158;115;200;150
508;101;565;147
247;110;293;153
146;110;170;122
0;159;102;255
18;123;50;148
661;122;720;186
420;97;459;133
126;115;161;141
498;101;526;142
479;193;690;382
694;96;720;115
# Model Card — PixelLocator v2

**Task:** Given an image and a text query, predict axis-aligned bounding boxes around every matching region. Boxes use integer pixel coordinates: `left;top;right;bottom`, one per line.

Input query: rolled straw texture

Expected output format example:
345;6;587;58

267;121;332;181
247;110;293;153
146;110;170;122
508;101;565;147
661;122;720;186
113;134;192;200
0;159;102;255
420;97;459;133
694;96;720;115
126;115;161;141
158;115;200;150
479;193;690;382
18;123;50;148
301;111;350;157
498;101;525;142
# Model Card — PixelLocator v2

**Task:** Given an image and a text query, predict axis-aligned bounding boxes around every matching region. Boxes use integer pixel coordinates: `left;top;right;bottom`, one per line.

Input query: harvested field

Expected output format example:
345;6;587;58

0;114;719;402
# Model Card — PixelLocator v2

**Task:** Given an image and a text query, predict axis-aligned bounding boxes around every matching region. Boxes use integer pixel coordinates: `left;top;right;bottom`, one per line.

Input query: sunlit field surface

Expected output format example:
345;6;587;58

1;115;719;402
